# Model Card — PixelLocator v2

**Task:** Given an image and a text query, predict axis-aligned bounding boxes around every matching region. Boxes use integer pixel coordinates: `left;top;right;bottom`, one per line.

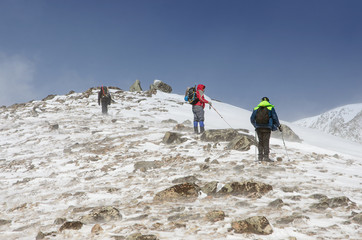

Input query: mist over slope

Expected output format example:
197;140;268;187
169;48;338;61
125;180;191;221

294;103;362;143
0;87;361;240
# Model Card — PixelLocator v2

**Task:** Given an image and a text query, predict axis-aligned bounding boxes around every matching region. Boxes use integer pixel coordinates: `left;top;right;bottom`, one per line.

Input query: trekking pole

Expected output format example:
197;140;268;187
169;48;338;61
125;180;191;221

281;131;291;161
254;130;258;162
210;105;234;129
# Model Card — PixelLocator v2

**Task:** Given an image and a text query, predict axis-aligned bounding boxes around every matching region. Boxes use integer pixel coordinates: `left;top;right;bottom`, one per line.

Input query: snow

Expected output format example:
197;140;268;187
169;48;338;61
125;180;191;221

0;88;361;240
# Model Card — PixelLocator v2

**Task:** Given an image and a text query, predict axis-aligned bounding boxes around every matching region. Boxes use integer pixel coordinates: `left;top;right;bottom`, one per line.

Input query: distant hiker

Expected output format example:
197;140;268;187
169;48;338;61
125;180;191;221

250;97;282;162
98;86;112;114
188;84;212;134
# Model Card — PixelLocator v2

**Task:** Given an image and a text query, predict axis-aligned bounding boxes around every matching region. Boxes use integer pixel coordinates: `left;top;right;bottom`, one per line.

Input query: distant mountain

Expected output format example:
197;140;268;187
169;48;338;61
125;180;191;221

294;103;362;143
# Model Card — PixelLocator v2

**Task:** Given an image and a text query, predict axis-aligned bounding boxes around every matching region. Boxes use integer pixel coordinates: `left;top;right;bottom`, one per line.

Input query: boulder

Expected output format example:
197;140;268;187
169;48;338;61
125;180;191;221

150;80;172;93
162;131;186;144
218;181;273;198
200;129;240;142
232;216;273;235
226;135;255;151
272;124;302;142
130;80;143;92
126;233;158;240
351;212;362;225
80;206;122;224
154;183;200;202
206;210;225;222
134;161;163;172
59;221;83;232
276;213;309;224
311;196;355;210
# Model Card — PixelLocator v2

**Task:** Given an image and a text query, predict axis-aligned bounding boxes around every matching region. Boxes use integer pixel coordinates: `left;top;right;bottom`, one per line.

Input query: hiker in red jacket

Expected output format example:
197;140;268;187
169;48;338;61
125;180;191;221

192;84;212;134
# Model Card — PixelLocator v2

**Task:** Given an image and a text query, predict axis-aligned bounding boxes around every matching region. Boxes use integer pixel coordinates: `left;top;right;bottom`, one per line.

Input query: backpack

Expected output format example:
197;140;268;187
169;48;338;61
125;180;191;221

101;86;109;98
255;106;270;124
185;86;199;105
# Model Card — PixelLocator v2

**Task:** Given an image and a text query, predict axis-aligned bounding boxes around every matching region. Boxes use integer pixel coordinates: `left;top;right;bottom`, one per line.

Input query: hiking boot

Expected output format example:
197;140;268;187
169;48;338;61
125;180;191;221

194;126;199;134
263;157;274;162
200;126;205;134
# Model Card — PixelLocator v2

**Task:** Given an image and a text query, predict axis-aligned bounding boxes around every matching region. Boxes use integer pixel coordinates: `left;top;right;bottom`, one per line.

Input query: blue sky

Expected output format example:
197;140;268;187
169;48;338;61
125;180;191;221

0;0;361;121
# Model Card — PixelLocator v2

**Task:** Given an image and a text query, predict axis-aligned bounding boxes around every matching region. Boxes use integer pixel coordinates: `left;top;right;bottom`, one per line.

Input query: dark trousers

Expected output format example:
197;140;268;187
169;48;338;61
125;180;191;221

256;128;271;160
101;99;109;114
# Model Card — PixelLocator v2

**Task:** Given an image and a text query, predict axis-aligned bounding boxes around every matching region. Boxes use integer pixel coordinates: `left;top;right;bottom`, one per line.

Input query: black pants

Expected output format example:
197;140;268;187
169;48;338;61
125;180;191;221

101;98;110;114
256;128;271;160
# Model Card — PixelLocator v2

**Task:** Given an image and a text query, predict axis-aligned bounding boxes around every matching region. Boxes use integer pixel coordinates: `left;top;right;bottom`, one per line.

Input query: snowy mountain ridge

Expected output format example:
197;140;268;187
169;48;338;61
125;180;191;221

294;103;362;143
0;87;361;240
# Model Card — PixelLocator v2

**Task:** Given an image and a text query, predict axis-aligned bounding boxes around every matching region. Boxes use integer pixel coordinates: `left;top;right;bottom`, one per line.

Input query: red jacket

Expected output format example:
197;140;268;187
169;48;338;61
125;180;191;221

195;84;209;108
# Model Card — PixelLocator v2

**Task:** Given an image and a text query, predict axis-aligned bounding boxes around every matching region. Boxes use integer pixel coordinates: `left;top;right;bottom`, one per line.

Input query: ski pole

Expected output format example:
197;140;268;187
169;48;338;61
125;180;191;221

210;105;234;129
254;130;258;162
281;131;291;161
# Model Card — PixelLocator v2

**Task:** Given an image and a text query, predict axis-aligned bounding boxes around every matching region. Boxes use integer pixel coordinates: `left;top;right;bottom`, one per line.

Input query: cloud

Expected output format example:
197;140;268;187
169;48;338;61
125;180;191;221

0;53;37;106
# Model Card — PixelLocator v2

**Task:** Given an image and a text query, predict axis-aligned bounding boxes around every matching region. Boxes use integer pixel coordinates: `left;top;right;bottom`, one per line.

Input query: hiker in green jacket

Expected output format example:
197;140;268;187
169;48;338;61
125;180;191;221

250;97;282;162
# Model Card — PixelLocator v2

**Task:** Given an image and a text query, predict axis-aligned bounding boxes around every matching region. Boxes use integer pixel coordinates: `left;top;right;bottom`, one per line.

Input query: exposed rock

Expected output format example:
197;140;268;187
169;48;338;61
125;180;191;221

311;196;355;210
126;233;158;240
0;219;11;226
59;221;83;231
226;135;255;151
276;213;310;224
91;224;103;234
268;198;284;208
309;193;328;200
168;213;200;221
150;80;172;93
232;216;273;235
80;206;122;224
172;175;199;184
154;183;200;202
130;80;143;92
49;123;59;130
200;129;240;142
162;131;186;144
218;181;273;198
201;181;218;195
205;210;225;222
272;124;302;142
351;212;362;225
161;119;178;124
54;218;66;225
134;161;163;172
173;124;192;132
42;94;57;101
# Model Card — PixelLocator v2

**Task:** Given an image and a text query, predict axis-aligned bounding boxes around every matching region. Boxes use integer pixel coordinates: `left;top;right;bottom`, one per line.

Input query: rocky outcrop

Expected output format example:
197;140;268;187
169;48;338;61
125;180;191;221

310;196;355;210
150;80;172;93
134;161;163;172
271;124;302;142
226;135;255;151
206;210;225;222
126;233;158;240
232;216;273;235
59;221;83;231
200;129;241;142
162;131;187;144
130;80;143;92
80;206;122;224
154;183;201;202
218;181;273;198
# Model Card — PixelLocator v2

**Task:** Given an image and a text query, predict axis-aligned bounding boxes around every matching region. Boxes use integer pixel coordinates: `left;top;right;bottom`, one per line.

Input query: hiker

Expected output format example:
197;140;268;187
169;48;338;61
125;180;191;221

192;84;212;134
98;86;112;114
250;97;282;162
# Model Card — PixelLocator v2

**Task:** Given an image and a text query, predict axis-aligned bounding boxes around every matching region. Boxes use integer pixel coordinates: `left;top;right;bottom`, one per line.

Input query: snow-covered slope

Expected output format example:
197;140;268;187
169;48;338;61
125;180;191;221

294;103;362;143
0;88;361;240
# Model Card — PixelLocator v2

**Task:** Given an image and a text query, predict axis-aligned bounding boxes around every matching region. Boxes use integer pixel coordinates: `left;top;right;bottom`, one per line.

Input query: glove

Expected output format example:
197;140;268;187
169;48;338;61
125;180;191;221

278;125;283;132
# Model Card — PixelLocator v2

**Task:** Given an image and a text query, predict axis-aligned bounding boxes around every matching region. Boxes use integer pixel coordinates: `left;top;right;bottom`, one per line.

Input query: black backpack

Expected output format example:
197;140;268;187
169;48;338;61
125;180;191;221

186;86;199;105
255;106;270;124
